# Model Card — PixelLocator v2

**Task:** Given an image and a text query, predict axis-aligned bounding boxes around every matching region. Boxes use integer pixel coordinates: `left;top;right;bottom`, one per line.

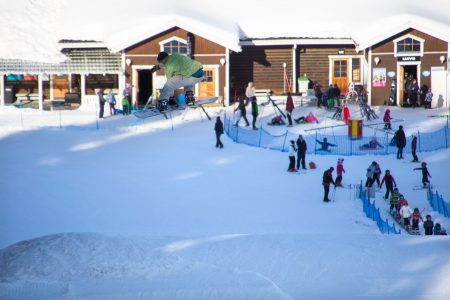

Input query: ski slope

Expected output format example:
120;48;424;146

1;105;450;299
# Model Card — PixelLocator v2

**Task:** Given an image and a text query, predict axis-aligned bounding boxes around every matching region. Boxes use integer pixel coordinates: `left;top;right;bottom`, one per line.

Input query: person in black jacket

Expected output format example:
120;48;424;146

214;116;224;148
333;84;341;107
251;98;259;130
394;125;406;159
322;167;335;202
414;162;431;187
296;134;307;170
97;88;105;118
379;169;397;200
234;97;250;127
423;215;434;235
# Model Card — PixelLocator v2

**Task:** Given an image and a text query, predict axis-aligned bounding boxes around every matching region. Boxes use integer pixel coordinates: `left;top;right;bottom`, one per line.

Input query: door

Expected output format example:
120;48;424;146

198;69;216;97
138;70;153;106
52;75;69;99
431;66;446;108
332;59;349;92
398;66;404;106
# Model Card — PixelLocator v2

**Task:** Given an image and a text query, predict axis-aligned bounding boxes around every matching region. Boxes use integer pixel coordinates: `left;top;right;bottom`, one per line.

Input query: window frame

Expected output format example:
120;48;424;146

393;34;425;57
158;36;188;55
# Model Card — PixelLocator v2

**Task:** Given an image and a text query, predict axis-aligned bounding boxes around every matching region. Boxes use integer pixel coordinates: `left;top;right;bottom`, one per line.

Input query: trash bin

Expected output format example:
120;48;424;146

4;85;14;103
348;119;363;139
177;93;186;110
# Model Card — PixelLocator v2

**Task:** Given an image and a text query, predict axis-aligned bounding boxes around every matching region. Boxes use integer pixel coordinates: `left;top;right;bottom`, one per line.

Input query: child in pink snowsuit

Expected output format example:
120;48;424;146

304;112;319;123
383;109;392;130
335;158;345;187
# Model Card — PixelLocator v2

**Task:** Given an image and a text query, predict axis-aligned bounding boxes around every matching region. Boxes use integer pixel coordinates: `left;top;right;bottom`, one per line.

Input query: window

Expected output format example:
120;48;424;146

203;70;213;82
163;40;187;54
396;37;421;53
352;58;360;82
334;60;347;78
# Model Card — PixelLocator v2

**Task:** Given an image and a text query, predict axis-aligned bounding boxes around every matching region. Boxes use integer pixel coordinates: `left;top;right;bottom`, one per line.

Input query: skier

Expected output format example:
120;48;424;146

372;161;382;187
414;162;431;188
389;187;400;214
343;104;350;124
251;98;259;130
411;134;419;162
288;140;297;172
423;215;434;235
335;158;345;187
394;125;406;159
359;137;384;150
399;201;413;231
234;97;250;127
383;109;392;130
286;92;294;127
214;116;224;149
315;137;337;152
379;169;397;200
434;223;447;235
411;208;423;234
322;167;335;202
296;135;307;170
150;51;204;111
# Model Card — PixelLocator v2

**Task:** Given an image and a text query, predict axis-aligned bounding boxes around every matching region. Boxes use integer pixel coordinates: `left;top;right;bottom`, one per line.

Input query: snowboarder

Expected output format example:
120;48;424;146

414;162;431;188
286;92;294;127
150;51;204;111
214;116;224;149
379;169;397;200
399;201;413;231
315;138;337;152
411;208;423;233
97;88;105;118
322;167;335;202
251;98;259;130
296;135;307;170
383;109;392;130
389;187;400;214
234;97;250;127
411;134;419;162
423;215;434;235
394;125;406;159
335;158;345;187
288;140;296;172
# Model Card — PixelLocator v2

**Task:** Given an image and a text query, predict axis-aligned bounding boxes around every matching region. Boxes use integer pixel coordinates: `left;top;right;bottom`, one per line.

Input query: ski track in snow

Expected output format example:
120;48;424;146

0;105;449;299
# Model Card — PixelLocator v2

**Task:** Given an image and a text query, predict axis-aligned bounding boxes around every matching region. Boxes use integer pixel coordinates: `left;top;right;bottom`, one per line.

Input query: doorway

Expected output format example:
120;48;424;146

398;64;418;106
137;70;153;106
332;59;349;92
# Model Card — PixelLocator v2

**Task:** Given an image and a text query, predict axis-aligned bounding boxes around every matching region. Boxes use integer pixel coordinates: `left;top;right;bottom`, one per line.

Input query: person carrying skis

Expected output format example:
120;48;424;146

234;97;250;127
411;208;423;233
150;51;204;111
379;169;397;200
399;201;413;231
335;158;345;187
423;215;434;235
411;134;419;162
383;109;392;130
316;137;337;152
286;92;294;127
389;187;400;214
214;116;224;149
394;125;406;159
414;162;431;188
288;140;297;172
296;134;307;170
322;167;335;202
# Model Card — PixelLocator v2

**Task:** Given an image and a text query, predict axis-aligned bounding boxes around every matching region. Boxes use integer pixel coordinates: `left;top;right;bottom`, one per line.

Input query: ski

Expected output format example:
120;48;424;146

388;210;421;235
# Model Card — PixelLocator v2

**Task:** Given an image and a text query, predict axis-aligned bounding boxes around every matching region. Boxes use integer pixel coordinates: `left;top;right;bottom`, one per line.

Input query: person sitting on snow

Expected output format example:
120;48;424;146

359;137;384;150
315;137;337;151
267;115;285;126
294;112;319;124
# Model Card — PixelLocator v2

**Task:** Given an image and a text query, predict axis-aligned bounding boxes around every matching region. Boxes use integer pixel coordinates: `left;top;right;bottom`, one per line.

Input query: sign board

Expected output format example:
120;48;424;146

338;49;345;55
397;56;420;62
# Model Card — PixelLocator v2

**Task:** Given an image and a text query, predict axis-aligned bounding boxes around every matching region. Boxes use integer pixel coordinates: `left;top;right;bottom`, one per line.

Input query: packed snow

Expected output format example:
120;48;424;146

1;102;449;299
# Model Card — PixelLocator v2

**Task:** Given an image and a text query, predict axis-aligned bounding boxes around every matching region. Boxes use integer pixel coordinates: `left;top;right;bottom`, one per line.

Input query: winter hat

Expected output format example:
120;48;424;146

421;162;427;166
399;125;403;129
330;167;334;171
157;51;169;62
338;158;344;162
290;140;295;144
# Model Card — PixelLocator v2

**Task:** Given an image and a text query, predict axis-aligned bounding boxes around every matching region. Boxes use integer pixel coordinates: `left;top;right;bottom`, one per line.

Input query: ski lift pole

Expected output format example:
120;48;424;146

58;103;62;129
282;130;288;152
315;131;318;154
168;108;174;131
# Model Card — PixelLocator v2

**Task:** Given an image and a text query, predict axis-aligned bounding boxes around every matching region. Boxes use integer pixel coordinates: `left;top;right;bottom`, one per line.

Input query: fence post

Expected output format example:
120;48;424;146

315;131;318;154
418;130;421;152
385;133;389;154
282;131;288;152
258;126;263;147
236;125;239;143
350;138;352;156
445;126;448;149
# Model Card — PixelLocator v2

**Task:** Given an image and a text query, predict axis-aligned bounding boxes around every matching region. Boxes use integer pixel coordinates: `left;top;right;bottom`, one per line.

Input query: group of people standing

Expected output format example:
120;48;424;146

97;83;133;118
313;82;341;108
287;135;308;172
234;82;259;129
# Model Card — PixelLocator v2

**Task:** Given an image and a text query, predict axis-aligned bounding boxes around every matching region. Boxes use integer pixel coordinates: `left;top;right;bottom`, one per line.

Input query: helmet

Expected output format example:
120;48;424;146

421;162;427;166
399;194;404;198
394;187;398;192
330;167;334;171
385;169;390;173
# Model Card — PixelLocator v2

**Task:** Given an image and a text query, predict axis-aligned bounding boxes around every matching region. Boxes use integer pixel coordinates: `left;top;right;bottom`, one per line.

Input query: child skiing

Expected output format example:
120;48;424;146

411;134;419;162
423;215;434;235
434;223;447;235
379;169;397;200
414;162;431;188
389;187;400;214
411;208;423;234
288;140;296;172
335;158;345;187
383;109;392;130
399;200;413;231
322;167;335;202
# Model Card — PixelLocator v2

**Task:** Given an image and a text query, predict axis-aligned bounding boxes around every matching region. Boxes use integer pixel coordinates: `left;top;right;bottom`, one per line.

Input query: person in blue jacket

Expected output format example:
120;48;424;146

316;137;337;151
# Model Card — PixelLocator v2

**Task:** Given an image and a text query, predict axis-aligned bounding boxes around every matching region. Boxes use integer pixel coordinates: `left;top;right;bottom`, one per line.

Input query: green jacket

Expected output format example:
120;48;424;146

122;97;129;106
163;53;203;79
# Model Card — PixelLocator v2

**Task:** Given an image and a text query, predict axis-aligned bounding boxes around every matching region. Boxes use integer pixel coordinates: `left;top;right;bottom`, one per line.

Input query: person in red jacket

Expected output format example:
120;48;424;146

383;109;392;130
411;207;423;233
411;134;419;162
379;169;397;200
286;92;294;127
335;158;345;187
322;167;335;202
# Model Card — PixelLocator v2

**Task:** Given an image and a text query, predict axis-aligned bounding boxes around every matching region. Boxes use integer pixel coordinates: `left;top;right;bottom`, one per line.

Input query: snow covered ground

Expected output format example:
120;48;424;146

1;104;449;299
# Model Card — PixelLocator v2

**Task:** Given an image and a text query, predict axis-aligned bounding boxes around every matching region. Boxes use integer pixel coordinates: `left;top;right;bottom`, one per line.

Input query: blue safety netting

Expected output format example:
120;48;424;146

427;186;450;218
358;183;400;234
224;114;449;156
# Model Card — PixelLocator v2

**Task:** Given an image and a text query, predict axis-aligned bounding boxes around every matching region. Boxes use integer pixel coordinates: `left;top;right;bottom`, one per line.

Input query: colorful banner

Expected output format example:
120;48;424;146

372;68;386;88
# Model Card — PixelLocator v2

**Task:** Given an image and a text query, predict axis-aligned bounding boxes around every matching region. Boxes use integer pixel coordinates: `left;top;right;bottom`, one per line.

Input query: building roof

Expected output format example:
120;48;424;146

0;48;121;75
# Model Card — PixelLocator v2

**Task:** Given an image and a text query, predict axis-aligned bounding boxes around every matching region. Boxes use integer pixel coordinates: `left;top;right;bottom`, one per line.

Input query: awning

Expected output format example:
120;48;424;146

0;48;121;75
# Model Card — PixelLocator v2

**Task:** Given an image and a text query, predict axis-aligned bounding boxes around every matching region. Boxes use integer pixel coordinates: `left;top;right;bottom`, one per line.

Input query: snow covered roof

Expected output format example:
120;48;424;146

0;0;449;63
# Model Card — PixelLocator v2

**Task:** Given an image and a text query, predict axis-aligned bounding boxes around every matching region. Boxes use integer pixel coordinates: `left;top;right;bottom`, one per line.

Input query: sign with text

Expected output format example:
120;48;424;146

398;56;420;62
